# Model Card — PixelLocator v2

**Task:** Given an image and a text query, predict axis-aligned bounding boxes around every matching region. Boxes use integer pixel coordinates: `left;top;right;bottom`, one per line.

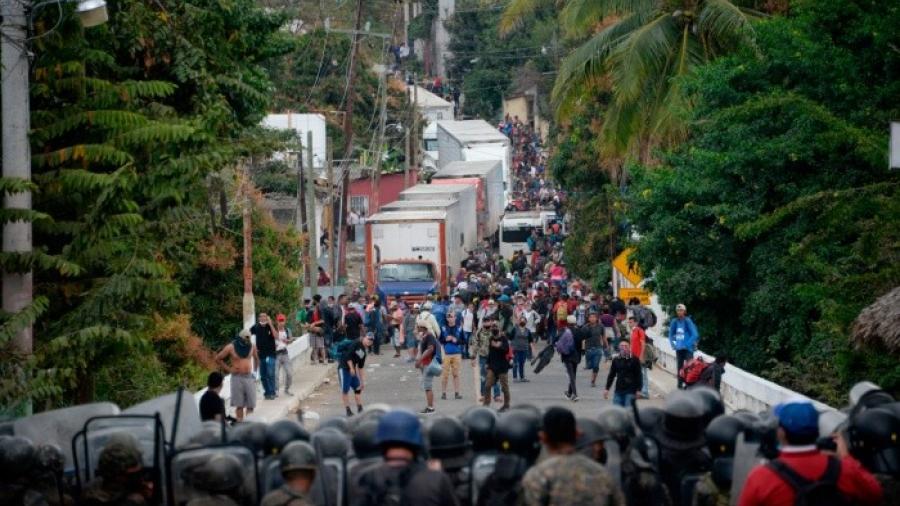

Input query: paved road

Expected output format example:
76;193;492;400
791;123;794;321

297;350;668;425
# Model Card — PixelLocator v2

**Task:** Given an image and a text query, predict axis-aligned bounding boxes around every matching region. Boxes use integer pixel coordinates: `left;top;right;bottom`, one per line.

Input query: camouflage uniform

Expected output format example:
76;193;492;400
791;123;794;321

522;453;625;506
691;473;728;506
80;441;147;506
261;486;315;506
471;328;492;358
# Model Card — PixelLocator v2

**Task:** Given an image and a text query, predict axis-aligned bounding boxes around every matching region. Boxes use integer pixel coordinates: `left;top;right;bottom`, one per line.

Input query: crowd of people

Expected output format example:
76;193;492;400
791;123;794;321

4;382;897;506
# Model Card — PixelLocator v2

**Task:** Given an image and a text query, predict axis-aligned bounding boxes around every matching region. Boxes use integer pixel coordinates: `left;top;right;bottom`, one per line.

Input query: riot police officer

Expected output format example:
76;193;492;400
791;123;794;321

261;441;318;506
847;405;900;505
576;417;611;464
692;415;747;506
81;437;152;506
477;409;541;506
184;453;246;506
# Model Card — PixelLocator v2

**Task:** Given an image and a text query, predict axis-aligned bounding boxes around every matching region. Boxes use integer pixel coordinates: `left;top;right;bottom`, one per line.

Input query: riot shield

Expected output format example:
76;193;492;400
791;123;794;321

468;453;497;505
169;443;259;506
125;388;203;449
604;440;624;488
260;456;284;496
729;431;764;506
73;414;167;504
12;402;119;473
310;457;346;506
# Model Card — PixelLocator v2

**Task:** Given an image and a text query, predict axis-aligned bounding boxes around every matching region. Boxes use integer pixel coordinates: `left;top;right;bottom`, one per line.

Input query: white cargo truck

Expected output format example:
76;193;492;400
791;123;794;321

364;210;463;299
499;211;543;259
431;160;504;241
436;120;511;198
398;184;478;253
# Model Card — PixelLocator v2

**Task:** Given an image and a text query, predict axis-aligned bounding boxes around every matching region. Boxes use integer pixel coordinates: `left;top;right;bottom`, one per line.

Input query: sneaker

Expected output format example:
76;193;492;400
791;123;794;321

564;391;572;400
284;390;294;396
345;407;353;417
357;404;364;413
498;406;509;413
571;395;579;402
421;407;436;414
441;393;447;400
590;382;596;388
454;393;463;400
520;378;530;383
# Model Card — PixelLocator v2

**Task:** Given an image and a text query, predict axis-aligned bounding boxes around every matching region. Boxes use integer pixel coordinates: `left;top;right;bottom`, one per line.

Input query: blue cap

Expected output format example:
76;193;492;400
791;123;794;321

376;410;423;449
498;294;511;303
774;400;819;437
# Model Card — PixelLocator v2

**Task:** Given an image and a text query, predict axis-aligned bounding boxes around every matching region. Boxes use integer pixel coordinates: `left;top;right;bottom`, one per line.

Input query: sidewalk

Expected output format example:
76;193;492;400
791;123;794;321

648;363;679;399
246;349;334;423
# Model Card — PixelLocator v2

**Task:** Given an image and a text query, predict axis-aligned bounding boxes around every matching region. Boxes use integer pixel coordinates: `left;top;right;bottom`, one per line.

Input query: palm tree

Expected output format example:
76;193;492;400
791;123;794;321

501;0;762;160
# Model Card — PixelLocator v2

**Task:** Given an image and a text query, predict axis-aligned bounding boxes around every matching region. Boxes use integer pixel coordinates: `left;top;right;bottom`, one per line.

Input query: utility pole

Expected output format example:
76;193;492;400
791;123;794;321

410;80;419;187
306;131;318;298
241;162;255;330
296;136;309;290
338;0;365;280
327;139;336;290
372;71;388;211
2;0;34;374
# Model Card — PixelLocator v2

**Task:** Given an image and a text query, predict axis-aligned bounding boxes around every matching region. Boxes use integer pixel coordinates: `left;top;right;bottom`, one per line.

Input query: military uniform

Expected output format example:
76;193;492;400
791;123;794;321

691;473;728;506
261;486;315;506
470;328;492;359
80;481;146;506
522;453;625;506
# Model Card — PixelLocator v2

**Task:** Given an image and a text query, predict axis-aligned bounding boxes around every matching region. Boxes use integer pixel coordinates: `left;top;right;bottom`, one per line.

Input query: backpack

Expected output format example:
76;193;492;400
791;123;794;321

634;306;657;329
360;463;424;506
679;358;709;385
767;456;847;506
698;362;717;386
555;329;575;356
555;302;568;322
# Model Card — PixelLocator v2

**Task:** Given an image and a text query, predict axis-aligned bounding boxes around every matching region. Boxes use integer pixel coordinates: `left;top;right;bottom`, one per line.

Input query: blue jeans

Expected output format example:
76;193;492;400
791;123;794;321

584;348;602;372
613;392;635;407
641;366;649;397
512;350;527;379
461;331;472;358
479;356;501;397
260;355;277;397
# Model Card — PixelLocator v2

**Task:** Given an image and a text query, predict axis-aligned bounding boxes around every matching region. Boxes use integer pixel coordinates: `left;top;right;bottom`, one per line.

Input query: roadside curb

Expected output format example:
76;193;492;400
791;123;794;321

247;349;334;423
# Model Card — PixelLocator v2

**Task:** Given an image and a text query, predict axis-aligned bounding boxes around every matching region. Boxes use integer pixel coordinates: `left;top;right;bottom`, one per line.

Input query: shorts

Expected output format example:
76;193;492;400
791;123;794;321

585;348;603;372
391;328;403;348
338;368;362;394
405;334;418;349
421;361;442;391
441;354;462;378
230;373;257;409
312;333;326;349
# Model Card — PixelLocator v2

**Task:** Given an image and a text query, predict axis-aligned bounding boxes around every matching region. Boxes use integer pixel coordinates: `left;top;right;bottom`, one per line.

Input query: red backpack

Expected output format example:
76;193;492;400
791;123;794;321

679;358;709;385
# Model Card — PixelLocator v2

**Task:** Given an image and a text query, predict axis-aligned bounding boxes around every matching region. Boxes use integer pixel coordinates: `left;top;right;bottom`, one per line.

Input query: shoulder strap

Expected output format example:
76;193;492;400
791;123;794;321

766;459;811;492
821;456;841;483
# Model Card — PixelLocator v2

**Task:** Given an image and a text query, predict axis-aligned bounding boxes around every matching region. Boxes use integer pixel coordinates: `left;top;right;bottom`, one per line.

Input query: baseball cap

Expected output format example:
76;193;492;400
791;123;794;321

276;313;286;322
412;303;421;310
774;399;819;437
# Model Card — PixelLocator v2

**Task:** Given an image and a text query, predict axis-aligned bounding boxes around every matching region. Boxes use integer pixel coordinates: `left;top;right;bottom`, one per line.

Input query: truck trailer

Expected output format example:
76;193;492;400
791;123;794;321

436;120;511;198
431;160;504;241
398;184;478;253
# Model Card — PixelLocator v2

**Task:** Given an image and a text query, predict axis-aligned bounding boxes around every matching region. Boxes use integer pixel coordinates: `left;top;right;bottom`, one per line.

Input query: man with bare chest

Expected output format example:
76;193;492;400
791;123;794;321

215;328;259;421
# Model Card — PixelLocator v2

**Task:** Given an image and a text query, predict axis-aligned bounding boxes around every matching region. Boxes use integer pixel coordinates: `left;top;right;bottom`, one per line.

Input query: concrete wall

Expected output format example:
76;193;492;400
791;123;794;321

434;0;455;78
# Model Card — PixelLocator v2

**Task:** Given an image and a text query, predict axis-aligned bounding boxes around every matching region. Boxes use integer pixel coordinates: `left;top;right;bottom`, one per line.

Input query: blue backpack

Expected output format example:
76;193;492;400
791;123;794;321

555;329;575;355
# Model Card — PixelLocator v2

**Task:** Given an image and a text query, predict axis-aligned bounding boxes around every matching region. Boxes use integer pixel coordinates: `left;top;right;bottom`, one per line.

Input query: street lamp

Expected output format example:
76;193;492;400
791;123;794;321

74;0;109;28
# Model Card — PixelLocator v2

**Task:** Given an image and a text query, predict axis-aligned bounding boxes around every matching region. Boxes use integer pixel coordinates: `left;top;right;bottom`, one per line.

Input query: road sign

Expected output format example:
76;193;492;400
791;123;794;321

612;248;643;286
619;287;651;305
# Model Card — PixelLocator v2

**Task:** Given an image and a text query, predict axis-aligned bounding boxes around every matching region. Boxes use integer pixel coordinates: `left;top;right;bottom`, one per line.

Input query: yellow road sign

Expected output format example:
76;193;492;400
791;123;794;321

619;287;651;305
612;248;643;286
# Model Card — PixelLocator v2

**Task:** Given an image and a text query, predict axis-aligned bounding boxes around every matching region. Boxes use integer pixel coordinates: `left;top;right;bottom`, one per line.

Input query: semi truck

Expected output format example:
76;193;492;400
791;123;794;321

364;210;464;300
431;160;504;241
436;120;511;198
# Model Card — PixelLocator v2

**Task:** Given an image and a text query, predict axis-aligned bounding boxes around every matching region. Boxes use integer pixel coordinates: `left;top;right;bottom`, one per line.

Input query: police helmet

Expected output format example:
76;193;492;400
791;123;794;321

689;386;725;425
0;435;35;479
427;417;469;459
230;421;267;456
311;427;350;459
34;443;65;476
847;407;900;475
265;419;310;456
576;417;611;449
495;410;541;463
280;441;318;474
634;406;665;433
190;453;244;494
351;420;381;459
732;410;761;426
597;405;636;445
659;390;706;449
376;410;424;450
97;440;142;479
319;416;351;434
705;415;748;458
510;403;543;421
461;407;498;452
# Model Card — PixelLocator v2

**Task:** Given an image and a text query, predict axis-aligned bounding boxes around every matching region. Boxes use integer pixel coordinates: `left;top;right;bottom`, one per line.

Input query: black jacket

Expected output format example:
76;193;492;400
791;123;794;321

606;355;643;394
487;338;511;374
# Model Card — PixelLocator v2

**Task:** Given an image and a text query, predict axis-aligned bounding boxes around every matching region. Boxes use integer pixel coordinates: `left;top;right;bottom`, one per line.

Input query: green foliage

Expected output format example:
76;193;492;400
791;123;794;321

623;1;900;403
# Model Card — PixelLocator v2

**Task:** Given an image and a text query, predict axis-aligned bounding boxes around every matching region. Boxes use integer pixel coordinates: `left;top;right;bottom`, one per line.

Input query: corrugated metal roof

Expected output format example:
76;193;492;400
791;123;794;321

400;183;473;195
367;210;448;222
433;160;501;178
437;120;509;144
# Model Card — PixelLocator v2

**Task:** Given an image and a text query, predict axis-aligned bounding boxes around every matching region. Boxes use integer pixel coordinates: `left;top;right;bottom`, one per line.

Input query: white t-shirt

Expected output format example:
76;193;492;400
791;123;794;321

462;309;475;332
276;329;289;351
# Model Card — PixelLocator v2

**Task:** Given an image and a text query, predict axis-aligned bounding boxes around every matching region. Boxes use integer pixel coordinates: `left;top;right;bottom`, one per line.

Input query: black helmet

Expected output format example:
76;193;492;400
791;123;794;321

230;421;267;456
427;417;469;459
0;435;35;480
280;441;318;474
190;453;244;494
351;420;381;460
319;416;350;434
659;390;706;449
705;415;747;458
847;407;900;475
495;410;541;463
461;407;498;452
97;436;143;480
34;443;65;476
311;427;350;459
576;417;610;449
509;403;542;420
265;420;310;455
689;386;725;425
634;406;664;433
732;410;761;426
597;405;635;446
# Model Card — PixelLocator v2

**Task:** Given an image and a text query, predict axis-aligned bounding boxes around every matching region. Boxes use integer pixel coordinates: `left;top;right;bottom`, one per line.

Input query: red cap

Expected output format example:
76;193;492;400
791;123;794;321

276;313;286;322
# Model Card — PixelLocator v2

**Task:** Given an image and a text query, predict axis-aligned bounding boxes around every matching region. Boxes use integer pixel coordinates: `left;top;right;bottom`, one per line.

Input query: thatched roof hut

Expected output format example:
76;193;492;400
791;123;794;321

851;286;900;354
